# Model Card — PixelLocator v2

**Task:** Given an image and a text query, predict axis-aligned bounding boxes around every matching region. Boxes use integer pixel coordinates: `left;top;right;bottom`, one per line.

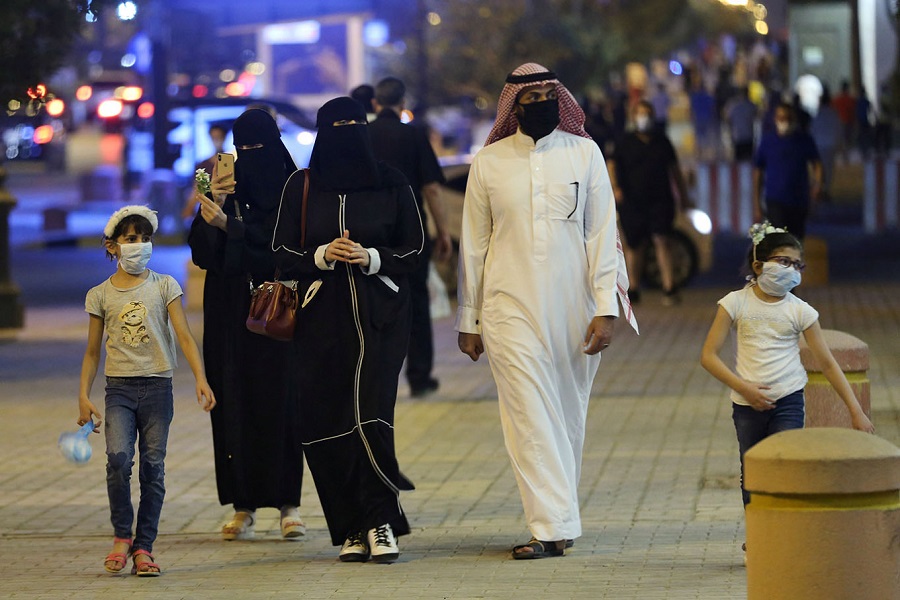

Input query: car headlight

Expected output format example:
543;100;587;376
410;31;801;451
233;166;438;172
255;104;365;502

686;208;712;235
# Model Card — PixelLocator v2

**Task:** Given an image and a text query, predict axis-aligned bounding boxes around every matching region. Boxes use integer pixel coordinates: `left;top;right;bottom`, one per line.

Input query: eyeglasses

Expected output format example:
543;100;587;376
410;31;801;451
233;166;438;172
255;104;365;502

766;255;806;272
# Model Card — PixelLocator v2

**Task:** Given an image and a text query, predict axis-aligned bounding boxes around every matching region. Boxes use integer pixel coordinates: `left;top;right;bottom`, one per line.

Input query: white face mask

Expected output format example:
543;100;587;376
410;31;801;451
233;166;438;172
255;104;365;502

118;242;152;274
635;114;652;132
775;121;790;135
756;261;801;296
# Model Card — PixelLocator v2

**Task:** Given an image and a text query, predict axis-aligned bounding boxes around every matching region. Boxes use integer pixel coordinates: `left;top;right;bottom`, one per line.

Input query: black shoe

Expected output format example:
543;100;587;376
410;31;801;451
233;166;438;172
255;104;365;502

662;288;681;307
410;377;439;398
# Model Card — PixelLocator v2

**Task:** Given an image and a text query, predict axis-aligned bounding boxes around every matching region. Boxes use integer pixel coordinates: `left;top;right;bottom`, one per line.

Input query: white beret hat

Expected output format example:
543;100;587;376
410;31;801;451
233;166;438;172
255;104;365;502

103;205;159;238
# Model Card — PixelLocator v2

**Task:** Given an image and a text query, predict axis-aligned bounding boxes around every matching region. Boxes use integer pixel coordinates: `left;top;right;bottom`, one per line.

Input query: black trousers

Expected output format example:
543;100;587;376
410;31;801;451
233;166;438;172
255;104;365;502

733;141;754;162
405;240;434;389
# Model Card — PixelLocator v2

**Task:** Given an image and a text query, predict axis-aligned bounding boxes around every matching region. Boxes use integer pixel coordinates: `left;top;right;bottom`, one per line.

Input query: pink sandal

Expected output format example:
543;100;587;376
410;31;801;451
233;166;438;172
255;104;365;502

131;549;161;577
103;537;132;573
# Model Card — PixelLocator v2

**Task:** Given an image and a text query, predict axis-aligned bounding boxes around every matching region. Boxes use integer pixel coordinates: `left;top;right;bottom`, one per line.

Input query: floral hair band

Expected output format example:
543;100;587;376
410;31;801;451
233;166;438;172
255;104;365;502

748;220;787;261
748;220;787;246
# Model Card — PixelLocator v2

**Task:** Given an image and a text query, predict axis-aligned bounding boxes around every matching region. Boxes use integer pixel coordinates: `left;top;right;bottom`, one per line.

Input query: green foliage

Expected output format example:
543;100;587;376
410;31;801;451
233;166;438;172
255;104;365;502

399;0;755;106
0;0;117;103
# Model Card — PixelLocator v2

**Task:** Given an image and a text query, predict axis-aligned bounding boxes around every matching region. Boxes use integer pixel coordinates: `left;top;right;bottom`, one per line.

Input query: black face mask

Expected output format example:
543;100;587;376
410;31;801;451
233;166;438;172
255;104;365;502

516;98;560;141
309;124;380;190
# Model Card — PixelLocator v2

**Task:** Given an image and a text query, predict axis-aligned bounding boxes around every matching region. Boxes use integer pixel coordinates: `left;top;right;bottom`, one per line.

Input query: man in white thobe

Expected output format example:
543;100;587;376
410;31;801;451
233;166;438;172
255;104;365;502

456;63;638;559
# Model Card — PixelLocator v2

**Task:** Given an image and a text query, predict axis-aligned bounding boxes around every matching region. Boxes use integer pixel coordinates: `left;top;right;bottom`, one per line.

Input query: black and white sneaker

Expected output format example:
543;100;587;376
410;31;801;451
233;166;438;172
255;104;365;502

339;531;369;563
367;523;399;564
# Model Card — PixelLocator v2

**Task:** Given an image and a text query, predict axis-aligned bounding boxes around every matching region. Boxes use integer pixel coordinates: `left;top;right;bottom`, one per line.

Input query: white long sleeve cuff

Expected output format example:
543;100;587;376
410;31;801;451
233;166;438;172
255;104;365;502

315;245;336;270
455;306;482;334
360;248;381;274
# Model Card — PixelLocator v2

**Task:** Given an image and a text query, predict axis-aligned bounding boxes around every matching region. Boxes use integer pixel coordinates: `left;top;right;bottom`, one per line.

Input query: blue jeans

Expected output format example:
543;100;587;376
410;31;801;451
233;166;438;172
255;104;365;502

732;390;805;506
104;376;174;554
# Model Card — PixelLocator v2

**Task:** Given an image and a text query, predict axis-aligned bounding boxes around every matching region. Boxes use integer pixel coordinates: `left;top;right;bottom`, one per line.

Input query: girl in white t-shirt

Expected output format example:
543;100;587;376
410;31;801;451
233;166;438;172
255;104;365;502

78;206;216;576
701;223;874;510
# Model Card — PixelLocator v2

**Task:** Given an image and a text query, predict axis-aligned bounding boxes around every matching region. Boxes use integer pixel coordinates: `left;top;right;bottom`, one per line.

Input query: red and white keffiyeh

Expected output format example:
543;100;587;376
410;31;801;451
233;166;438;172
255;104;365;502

484;62;591;146
485;62;639;335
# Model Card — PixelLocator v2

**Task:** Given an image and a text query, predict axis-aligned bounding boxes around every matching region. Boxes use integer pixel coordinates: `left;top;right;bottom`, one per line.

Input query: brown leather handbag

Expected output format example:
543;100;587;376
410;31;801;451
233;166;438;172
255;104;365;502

246;279;298;341
245;169;309;341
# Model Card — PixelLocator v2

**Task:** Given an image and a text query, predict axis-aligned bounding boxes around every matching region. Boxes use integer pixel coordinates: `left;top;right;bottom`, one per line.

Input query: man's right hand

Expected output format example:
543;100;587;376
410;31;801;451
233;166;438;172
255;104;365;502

458;332;484;362
432;231;453;263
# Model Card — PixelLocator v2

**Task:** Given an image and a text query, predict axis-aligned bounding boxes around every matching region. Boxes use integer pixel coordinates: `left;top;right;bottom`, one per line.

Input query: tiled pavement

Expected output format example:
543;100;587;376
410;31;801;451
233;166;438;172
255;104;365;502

1;248;899;599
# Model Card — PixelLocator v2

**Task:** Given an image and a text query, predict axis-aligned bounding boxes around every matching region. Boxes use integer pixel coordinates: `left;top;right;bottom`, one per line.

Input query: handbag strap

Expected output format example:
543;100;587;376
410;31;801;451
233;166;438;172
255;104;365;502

272;169;309;283
264;168;310;287
300;168;310;247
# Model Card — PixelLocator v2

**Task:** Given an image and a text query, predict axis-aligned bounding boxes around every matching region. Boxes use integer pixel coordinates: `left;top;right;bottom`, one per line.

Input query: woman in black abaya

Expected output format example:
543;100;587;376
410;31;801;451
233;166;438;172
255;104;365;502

189;108;305;541
272;97;423;563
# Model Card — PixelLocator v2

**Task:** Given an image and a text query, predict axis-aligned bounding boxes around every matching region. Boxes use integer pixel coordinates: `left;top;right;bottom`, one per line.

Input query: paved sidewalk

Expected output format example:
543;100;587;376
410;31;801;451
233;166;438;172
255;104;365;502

2;248;899;600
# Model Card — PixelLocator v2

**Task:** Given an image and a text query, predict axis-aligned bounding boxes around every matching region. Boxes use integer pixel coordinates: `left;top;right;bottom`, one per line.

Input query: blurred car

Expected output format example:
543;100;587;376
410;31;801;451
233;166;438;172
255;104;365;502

432;155;712;295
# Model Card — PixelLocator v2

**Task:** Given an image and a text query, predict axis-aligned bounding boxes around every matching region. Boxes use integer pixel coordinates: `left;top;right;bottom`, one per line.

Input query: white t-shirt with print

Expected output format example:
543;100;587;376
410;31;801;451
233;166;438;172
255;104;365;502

718;285;819;406
85;270;183;377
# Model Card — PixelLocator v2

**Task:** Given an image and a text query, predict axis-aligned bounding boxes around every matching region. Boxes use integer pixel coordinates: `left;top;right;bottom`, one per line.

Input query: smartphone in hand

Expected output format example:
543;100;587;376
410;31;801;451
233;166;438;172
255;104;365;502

216;152;235;186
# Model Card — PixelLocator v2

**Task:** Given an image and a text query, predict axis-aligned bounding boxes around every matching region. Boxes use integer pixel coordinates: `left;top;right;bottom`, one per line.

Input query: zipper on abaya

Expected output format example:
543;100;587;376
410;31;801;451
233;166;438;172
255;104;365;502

339;193;400;495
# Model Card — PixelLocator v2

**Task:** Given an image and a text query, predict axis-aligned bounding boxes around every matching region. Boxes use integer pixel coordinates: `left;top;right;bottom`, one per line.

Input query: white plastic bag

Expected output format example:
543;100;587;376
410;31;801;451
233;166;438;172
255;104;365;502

427;262;451;320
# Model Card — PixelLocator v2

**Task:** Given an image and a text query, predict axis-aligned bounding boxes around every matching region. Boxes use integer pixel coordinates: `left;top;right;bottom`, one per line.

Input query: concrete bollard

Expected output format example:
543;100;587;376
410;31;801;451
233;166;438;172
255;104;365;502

799;329;870;428
744;428;900;600
801;235;828;287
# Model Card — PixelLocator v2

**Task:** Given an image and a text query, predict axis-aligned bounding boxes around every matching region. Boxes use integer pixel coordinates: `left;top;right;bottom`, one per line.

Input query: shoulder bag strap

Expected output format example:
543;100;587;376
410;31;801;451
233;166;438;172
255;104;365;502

271;168;310;283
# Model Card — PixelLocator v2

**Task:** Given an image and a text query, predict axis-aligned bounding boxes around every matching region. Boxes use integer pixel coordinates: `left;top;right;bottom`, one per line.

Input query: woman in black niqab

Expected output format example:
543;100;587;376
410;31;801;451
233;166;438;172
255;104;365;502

232;108;297;213
308;96;380;190
188;107;306;542
272;96;425;563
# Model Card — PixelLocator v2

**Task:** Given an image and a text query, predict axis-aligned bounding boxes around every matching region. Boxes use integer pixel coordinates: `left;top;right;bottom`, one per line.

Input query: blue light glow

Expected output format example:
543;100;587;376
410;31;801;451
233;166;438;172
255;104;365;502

669;60;683;76
364;20;389;47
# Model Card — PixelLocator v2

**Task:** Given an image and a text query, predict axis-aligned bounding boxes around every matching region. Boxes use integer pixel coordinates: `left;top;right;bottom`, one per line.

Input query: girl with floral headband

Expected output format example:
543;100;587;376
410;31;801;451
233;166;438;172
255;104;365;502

700;221;873;559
